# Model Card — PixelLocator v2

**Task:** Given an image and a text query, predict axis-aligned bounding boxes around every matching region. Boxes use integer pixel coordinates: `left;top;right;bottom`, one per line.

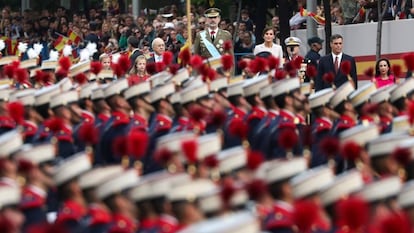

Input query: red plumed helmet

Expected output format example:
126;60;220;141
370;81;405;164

117;54;130;73
391;147;412;167
408;100;414;124
127;130;149;159
155;62;166;72
75;73;88;85
90;61;103;75
181;139;198;164
3;63;16;78
285;61;297;77
58;56;72;71
17;159;35;173
15;68;29;85
362;102;378;115
228;117;249;139
335;196;369;232
340;60;351;75
7;101;25;125
340;141;361;161
78;122;99;145
403;52;414;71
247;150;264;170
220;178;236;206
378;212;412;233
111;63;124;78
238;59;248;70
278;127;299;151
364;67;374;78
55;68;68;80
275;69;287;80
292;200;319;233
319;136;340;157
208;109;227;127
206;68;217;81
221;54;234;71
34;70;46;84
162;51;174;66
323;72;335;84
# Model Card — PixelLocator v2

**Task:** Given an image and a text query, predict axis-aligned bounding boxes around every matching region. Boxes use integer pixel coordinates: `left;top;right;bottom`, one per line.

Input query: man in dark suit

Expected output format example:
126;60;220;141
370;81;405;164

315;34;357;91
193;8;233;58
146;37;165;64
128;36;142;70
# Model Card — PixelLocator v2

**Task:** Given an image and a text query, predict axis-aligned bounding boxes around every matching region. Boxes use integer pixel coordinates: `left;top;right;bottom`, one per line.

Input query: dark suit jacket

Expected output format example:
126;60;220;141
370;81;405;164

315;53;358;91
129;49;142;69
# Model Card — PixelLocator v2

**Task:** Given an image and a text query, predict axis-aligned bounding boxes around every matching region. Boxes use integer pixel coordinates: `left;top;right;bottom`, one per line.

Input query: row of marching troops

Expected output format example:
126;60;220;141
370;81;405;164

1;46;414;233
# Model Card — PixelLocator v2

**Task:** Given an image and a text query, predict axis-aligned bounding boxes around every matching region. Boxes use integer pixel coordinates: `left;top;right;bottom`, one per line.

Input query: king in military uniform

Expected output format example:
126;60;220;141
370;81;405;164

193;8;233;58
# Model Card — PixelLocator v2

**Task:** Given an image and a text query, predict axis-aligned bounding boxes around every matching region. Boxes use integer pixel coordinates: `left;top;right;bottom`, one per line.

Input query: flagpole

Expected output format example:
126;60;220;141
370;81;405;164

186;0;192;53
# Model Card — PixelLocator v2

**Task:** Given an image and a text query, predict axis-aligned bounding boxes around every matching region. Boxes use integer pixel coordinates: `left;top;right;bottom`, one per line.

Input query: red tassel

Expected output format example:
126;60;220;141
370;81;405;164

254;57;267;73
198;64;210;77
58;56;72;71
17;159;35;173
391;147;412;167
55;68;68;80
78;122;99;145
223;40;233;51
146;62;157;75
403;52;414;71
238;59;248;70
268;56;280;70
3;63;16;78
340;141;361;161
340;60;351;75
306;65;317;78
181;139;198;164
364;67;374;78
111;63;125;77
168;64;180;75
392;64;402;78
7;101;25;125
379;212;412;233
117;54;130;74
409;101;414;124
362;103;378;115
247;150;264;170
46;117;64;133
246;179;268;201
75;73;88;85
90;61;103;75
293;56;303;69
221;54;234;71
275;69;287;80
154;148;174;165
207;68;217;81
292;200;319;233
189;105;207;121
162;51;174;66
16;68;30;84
319;136;340;157
228;117;248;139
178;47;191;66
203;154;219;168
220;178;236;206
208;109;227;127
323;72;335;84
34;70;46;84
155;62;166;72
190;55;203;70
285;61;297;77
112;136;128;157
335;196;369;232
127;130;149;159
278;127;299;151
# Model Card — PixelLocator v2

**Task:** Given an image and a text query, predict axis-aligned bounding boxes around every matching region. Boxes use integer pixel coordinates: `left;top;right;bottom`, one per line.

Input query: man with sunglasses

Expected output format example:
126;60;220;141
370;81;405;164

193;8;232;58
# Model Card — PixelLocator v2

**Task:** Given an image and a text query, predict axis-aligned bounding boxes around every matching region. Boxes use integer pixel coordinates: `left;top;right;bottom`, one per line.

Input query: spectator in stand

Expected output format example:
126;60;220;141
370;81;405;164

340;0;358;24
240;9;254;32
331;3;345;25
402;0;414;18
234;31;255;54
148;37;165;63
128;35;142;69
219;19;227;30
129;55;150;82
253;26;283;68
372;58;396;88
99;53;112;70
197;16;206;30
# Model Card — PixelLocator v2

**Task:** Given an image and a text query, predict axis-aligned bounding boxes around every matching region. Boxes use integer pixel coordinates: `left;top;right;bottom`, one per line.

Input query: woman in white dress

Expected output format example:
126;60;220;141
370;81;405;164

253;26;283;68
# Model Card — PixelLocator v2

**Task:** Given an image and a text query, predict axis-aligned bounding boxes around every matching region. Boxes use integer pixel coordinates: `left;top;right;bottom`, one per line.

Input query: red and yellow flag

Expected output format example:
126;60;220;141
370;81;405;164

54;35;69;52
68;30;81;45
1;36;18;55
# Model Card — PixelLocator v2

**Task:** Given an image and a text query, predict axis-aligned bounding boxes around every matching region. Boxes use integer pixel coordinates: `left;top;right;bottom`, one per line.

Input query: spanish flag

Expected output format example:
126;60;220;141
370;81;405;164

68;30;81;45
54;35;69;52
1;36;18;55
177;40;190;64
299;7;325;26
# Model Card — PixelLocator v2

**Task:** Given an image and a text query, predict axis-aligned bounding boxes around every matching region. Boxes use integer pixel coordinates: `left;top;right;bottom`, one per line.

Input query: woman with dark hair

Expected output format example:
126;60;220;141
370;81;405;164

372;58;395;88
253;26;283;68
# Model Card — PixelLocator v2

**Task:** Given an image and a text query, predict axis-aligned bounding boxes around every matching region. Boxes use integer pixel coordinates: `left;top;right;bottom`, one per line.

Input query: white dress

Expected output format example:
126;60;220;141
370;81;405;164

253;43;284;68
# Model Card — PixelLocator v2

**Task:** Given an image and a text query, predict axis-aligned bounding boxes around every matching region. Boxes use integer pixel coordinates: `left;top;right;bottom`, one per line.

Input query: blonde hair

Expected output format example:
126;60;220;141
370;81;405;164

129;55;148;75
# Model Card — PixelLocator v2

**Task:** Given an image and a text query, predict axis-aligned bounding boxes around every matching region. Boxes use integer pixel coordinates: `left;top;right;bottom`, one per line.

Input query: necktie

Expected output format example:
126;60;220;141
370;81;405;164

211;31;215;41
334;56;339;73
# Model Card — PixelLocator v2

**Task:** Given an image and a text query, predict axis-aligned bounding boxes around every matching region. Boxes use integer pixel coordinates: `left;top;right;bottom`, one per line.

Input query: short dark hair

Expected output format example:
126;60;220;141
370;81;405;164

330;34;343;42
127;36;139;48
262;26;275;37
